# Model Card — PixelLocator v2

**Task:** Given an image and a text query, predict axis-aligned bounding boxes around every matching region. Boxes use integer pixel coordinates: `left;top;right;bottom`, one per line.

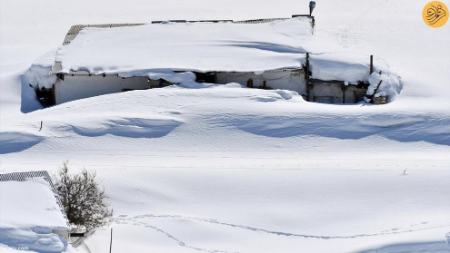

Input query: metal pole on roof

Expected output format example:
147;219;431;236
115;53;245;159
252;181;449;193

309;1;317;29
370;55;374;74
309;1;316;16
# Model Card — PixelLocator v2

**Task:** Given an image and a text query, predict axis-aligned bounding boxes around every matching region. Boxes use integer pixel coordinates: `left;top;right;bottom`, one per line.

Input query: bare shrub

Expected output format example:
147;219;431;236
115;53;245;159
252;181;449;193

54;163;112;230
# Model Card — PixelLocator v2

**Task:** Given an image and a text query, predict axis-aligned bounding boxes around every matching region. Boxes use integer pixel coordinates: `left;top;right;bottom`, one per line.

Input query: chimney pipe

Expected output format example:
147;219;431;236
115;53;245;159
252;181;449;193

309;1;316;16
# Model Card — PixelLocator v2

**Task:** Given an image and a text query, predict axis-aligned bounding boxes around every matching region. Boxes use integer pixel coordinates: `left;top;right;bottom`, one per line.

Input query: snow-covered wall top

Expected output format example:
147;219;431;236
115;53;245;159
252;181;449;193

56;17;313;74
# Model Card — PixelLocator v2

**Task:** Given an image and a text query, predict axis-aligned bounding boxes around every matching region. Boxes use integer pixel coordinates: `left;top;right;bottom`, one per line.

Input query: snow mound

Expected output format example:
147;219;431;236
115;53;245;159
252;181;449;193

250;89;299;102
57;117;183;138
367;71;403;100
0;228;66;253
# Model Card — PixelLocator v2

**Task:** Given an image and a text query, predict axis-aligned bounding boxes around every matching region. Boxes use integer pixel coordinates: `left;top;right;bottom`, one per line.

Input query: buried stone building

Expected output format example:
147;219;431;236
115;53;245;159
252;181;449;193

24;14;401;107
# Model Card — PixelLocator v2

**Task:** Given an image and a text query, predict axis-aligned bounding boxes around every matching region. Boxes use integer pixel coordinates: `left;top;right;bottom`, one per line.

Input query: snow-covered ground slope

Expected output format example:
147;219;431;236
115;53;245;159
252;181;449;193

1;0;450;252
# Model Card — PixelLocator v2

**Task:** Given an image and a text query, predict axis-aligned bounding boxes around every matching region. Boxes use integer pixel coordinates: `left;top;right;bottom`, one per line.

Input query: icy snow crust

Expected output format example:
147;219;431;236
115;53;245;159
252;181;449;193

0;179;67;252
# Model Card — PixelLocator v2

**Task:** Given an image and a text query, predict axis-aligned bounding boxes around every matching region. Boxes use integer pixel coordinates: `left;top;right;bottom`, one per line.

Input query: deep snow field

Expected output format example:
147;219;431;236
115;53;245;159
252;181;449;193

1;0;450;252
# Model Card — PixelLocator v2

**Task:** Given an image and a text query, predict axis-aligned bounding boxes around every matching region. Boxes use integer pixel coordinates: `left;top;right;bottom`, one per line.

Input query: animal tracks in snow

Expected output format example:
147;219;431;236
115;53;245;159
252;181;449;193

115;216;239;253
114;214;450;241
141;224;238;253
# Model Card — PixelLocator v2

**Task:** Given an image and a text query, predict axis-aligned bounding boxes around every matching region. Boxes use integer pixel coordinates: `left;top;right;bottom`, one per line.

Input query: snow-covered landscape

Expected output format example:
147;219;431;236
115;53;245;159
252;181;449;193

1;0;450;252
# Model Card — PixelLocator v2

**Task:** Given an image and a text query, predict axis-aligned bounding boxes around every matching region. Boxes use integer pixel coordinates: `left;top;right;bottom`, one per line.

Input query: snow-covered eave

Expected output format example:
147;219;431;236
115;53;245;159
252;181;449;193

309;78;369;86
54;65;305;77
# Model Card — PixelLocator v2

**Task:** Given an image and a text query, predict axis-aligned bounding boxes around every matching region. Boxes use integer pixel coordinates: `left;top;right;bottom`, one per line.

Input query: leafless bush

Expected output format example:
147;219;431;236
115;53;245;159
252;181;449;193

54;163;112;230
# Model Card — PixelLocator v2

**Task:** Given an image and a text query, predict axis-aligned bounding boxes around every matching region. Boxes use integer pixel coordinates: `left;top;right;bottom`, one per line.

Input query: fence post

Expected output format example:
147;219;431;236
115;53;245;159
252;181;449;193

305;53;312;101
305;52;310;80
109;227;113;253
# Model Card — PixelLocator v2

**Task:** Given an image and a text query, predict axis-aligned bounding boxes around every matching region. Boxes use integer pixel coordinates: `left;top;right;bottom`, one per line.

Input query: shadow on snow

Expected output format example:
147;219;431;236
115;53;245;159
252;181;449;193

214;114;450;146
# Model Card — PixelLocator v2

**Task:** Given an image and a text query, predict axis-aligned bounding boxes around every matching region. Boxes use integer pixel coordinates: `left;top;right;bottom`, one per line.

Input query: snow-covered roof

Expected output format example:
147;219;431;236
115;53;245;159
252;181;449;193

0;171;68;229
55;16;314;74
